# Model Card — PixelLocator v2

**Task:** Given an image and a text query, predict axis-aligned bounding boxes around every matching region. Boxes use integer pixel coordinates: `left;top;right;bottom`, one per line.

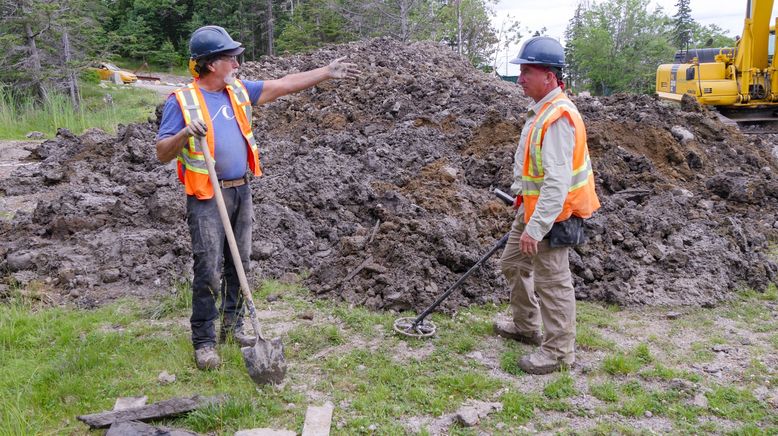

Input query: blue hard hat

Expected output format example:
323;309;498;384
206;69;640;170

189;25;244;60
510;36;565;68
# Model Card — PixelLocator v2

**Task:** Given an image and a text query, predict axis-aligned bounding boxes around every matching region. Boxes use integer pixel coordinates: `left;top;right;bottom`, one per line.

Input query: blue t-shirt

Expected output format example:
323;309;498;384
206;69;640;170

156;80;264;180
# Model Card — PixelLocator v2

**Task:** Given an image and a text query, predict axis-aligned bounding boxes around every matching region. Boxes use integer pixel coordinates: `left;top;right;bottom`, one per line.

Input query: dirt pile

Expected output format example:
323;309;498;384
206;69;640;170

1;38;776;310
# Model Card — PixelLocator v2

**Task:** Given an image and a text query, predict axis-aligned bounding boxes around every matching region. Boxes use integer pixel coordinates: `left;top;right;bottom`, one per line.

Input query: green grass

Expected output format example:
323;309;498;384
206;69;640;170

0;81;159;140
602;343;653;375
4;286;778;434
589;380;618;402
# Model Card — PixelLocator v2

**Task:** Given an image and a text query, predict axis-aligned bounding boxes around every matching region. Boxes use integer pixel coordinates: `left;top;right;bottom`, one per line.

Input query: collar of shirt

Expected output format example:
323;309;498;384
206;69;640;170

526;87;562;117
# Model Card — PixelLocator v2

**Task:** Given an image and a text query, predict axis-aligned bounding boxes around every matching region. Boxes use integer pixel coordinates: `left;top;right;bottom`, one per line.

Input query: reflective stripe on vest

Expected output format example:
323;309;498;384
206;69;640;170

521;93;600;223
172;78;262;199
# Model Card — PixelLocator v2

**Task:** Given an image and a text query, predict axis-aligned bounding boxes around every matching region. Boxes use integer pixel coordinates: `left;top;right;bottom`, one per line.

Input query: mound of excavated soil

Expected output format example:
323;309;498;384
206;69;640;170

1;38;776;310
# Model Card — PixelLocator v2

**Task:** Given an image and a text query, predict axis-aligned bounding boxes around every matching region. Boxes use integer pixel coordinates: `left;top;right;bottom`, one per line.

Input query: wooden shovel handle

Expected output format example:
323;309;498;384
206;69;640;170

196;136;265;341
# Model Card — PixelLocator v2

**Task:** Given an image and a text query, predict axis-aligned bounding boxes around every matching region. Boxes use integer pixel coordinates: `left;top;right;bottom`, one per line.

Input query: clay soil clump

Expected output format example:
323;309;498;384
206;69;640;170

1;38;776;310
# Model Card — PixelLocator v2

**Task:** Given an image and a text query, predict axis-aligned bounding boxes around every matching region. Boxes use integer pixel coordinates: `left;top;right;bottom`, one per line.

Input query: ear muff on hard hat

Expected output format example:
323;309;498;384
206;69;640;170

510;36;565;69
189;25;245;61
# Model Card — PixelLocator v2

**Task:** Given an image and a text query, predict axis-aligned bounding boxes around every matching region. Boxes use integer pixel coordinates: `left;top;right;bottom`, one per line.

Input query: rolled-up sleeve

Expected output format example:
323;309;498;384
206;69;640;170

525;118;575;241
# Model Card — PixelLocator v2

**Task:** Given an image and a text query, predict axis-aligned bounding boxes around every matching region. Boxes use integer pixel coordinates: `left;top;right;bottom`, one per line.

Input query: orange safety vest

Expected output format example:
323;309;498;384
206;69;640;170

521;92;600;223
173;78;262;200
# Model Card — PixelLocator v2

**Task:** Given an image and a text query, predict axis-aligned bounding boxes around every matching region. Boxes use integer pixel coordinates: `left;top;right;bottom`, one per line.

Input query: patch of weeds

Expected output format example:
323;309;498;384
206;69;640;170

543;372;576;399
322;348;500;423
616;380;678;418
602;343;652;375
728;424;777;435
498;347;523;376
742;358;778;386
438;333;477;354
770;333;778;350
577;301;620;329
286;324;344;359
498;390;537;424
584;421;644;435
576;325;616;351
331;305;392;336
706;386;768;422
590;380;619;402
146;281;192;319
640;362;701;382
689;341;716;363
724;290;774;328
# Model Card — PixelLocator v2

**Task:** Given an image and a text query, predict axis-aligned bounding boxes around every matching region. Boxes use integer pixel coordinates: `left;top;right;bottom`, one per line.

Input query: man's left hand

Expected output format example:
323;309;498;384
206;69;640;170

328;57;360;79
520;230;539;256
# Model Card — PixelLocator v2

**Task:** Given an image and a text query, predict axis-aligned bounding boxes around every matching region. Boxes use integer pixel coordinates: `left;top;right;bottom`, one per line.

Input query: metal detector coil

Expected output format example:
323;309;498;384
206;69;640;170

393;317;436;338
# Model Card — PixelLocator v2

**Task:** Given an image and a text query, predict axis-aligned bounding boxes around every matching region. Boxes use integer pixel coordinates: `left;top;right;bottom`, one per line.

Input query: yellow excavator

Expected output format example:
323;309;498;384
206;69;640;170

656;0;778;121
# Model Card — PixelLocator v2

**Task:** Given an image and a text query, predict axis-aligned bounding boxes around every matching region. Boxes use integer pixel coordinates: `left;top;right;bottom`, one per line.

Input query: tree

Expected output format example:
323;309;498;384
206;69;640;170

566;0;675;95
276;0;354;53
564;1;588;91
672;0;693;50
437;0;499;68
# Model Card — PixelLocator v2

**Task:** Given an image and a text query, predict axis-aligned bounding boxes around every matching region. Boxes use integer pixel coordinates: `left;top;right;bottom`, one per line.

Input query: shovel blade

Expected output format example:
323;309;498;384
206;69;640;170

242;337;287;385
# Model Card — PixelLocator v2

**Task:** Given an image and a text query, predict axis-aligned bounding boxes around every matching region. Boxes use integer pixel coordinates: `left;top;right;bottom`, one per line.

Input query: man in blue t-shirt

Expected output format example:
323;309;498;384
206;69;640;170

156;25;359;370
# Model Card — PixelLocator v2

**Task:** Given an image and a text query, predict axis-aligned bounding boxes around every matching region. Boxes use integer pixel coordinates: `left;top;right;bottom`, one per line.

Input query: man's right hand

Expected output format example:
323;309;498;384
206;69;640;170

184;119;207;137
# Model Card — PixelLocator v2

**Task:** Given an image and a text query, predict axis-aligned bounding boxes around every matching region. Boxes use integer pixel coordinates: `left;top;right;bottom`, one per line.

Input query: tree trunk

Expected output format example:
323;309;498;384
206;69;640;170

266;0;274;56
62;27;80;110
456;0;462;56
25;22;48;102
400;0;409;42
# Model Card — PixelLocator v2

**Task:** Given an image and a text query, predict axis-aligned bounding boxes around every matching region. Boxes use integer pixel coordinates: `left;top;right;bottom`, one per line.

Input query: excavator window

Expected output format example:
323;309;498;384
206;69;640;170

686;67;695;80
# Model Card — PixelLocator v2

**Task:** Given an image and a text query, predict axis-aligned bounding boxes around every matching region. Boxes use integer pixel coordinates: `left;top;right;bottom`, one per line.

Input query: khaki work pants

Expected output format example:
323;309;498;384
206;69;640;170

499;212;576;364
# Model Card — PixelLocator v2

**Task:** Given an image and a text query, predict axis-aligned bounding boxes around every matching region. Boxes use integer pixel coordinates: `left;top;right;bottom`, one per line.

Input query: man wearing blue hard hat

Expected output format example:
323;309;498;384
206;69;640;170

494;36;600;374
155;25;359;370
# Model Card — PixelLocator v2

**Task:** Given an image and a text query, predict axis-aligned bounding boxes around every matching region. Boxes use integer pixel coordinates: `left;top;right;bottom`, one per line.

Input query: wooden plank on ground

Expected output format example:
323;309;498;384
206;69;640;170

301;402;334;436
77;395;224;429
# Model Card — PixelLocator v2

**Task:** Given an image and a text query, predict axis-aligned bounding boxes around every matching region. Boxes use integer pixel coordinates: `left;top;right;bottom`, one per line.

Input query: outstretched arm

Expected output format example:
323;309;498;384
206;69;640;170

257;57;359;105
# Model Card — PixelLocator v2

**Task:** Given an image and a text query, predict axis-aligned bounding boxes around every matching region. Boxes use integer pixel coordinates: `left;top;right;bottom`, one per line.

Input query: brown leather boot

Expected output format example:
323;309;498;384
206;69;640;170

194;345;221;370
493;321;543;346
518;352;574;375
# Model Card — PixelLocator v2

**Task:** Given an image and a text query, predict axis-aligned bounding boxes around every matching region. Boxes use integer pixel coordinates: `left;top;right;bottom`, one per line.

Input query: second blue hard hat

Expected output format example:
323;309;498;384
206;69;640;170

510;36;565;68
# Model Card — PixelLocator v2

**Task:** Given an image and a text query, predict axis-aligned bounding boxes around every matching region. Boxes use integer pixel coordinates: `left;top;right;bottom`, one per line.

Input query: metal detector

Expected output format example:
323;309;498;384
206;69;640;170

393;189;516;338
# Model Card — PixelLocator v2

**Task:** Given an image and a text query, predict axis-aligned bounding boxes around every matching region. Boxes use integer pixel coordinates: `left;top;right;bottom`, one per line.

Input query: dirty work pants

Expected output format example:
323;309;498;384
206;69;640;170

186;184;252;350
499;212;576;364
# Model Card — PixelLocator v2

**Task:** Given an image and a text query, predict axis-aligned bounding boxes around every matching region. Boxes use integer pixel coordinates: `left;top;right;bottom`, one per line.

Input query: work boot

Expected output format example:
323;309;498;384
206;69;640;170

194;345;221;370
493;321;543;346
518;352;573;375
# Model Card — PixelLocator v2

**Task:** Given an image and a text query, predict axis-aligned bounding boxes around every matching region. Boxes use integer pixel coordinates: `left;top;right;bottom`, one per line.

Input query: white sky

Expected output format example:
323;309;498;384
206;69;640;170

492;0;753;75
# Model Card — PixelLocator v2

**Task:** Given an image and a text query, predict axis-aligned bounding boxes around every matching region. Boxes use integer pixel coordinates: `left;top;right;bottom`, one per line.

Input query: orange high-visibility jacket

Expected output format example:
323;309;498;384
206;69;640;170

173;78;261;200
521;92;600;223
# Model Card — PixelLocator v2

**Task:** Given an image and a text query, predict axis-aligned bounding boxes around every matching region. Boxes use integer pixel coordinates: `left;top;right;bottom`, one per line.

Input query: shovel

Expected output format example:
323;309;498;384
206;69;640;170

196;136;286;385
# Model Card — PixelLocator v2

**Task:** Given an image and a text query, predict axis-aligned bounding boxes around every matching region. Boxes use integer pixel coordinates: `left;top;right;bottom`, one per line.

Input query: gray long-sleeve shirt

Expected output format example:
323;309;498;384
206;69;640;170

510;87;575;241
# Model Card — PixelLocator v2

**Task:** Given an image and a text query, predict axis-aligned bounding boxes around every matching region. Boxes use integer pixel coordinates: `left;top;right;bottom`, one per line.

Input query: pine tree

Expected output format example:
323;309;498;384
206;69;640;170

672;0;694;49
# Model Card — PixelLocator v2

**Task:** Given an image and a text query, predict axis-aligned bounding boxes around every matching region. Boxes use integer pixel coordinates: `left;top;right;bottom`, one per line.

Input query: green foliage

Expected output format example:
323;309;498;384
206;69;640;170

0;81;158;139
79;69;101;84
150;39;182;69
590;380;619;402
706;386;769;422
602;343;653;375
565;0;675;95
276;0;355;54
498;390;537;424
672;0;694;49
543;372;576;399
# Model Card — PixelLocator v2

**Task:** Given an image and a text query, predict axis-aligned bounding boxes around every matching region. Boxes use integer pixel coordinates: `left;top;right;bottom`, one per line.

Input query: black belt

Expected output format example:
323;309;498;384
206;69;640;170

218;173;249;188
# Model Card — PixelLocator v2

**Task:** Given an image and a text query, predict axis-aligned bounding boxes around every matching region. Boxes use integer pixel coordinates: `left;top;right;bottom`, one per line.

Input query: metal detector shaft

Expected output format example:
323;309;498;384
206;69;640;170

404;188;518;332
